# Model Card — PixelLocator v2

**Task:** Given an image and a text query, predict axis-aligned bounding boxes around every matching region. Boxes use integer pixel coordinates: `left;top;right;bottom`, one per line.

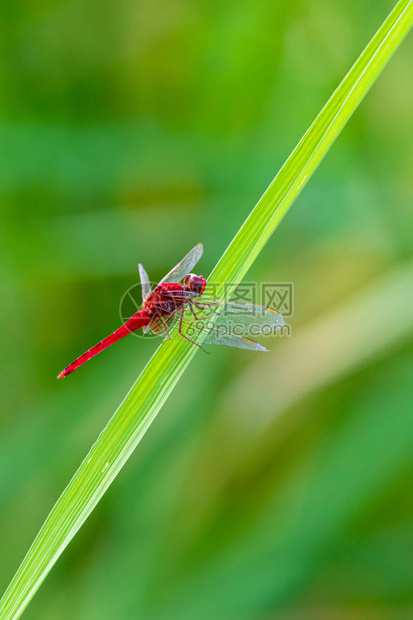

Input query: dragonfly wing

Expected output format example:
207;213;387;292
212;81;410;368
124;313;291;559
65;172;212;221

171;296;285;333
162;297;284;350
209;301;285;333
201;326;268;351
138;263;152;334
164;315;268;352
159;243;203;284
138;263;151;300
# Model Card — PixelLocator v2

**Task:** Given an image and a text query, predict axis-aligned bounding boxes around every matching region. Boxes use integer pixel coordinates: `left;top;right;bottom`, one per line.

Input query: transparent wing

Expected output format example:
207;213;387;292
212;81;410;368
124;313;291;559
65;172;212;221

166;291;285;334
138;263;152;333
199;323;269;351
159;243;203;284
138;263;151;300
165;315;268;351
163;298;284;351
201;299;285;333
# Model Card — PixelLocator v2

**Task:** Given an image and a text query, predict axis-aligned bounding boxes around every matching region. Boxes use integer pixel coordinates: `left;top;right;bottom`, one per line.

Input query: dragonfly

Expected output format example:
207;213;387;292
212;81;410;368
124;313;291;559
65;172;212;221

58;243;284;378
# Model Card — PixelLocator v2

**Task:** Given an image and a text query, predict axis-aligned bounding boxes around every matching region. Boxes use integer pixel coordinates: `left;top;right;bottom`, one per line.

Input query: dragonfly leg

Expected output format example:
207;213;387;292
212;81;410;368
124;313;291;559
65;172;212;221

192;300;221;310
188;301;220;322
162;310;178;340
188;303;199;320
178;306;210;354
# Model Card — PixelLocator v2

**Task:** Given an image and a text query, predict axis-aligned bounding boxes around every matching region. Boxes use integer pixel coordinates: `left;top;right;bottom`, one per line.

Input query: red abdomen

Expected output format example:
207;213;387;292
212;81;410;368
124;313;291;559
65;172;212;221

58;309;150;378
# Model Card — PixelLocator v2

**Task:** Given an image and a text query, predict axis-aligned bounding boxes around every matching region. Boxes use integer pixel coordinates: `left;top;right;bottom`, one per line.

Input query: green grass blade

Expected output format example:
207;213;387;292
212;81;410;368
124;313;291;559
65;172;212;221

1;1;412;618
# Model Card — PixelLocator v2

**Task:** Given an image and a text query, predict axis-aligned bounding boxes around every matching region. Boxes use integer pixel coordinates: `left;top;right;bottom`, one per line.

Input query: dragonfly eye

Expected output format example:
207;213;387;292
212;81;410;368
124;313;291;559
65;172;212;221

184;273;206;294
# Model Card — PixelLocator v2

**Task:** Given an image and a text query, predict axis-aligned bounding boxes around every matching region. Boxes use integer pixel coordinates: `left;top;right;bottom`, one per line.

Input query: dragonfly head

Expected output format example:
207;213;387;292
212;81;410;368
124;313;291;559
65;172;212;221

183;273;206;295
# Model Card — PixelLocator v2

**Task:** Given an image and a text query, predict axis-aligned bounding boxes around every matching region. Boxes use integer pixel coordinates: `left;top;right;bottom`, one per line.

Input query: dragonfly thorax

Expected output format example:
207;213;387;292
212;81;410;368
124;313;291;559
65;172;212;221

144;283;185;318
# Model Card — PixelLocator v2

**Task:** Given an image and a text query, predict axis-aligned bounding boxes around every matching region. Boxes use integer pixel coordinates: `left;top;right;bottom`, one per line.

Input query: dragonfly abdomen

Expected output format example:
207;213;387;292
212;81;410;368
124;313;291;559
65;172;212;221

57;310;150;378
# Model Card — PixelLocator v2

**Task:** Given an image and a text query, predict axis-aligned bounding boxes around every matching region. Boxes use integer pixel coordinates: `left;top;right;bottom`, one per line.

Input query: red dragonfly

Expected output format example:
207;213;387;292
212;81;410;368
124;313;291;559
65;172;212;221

58;244;284;378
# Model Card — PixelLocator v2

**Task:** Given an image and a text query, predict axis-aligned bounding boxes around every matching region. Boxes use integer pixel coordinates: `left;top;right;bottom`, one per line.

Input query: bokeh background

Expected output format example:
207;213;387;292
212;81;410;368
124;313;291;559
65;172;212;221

1;1;413;618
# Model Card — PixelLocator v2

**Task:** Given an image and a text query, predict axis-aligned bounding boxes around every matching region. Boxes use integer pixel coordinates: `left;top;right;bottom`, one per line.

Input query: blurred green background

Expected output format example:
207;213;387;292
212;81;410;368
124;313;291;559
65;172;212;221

1;1;413;618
